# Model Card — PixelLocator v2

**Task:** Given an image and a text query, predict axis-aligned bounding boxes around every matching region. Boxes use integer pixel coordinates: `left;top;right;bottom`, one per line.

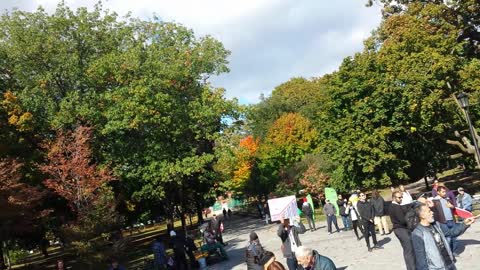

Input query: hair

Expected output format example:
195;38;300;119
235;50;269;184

295;246;313;259
258;251;275;266
406;203;425;231
437;186;447;192
392;191;402;199
372;190;379;198
267;261;286;270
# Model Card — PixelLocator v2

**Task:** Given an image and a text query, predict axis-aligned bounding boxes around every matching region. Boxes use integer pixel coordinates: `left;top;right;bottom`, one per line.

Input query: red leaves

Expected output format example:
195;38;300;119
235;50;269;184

39;126;114;213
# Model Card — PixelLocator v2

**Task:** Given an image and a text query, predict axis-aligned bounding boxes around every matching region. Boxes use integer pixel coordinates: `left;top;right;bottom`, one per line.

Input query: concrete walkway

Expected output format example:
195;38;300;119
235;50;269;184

210;215;480;270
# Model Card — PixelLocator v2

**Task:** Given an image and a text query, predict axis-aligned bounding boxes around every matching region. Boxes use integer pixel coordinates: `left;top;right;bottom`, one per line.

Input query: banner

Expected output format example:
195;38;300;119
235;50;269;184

324;187;339;215
306;194;315;219
268;195;299;222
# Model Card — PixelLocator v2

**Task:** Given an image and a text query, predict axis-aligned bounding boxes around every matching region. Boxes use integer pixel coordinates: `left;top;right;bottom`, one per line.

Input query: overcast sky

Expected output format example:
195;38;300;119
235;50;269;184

0;0;383;104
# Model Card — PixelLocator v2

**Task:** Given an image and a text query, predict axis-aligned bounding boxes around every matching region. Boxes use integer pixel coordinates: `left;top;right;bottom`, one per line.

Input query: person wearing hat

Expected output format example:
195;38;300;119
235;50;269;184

245;231;264;270
456;187;473;212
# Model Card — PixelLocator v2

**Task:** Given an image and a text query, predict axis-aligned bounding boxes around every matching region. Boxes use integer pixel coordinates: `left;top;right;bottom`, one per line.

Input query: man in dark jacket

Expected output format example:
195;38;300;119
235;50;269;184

277;217;306;270
323;200;341;234
389;191;415;270
357;192;380;252
296;246;337;270
371;190;390;235
301;199;316;231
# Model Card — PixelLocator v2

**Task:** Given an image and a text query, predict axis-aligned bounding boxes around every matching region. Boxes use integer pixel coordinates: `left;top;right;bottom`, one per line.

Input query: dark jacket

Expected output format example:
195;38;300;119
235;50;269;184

357;200;374;222
277;223;306;259
302;203;313;216
336;200;347;216
297;250;337;270
388;202;411;230
371;196;385;217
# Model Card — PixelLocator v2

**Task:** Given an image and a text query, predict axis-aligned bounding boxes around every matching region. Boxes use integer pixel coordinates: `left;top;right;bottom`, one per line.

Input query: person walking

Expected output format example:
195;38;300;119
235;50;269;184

323;200;341;234
389;191;415;270
412;203;475;270
347;201;362;240
170;231;188;270
245;231;264;270
357;192;380;252
301;198;316;231
295;246;337;270
337;195;350;231
371;190;390;235
456;187;473;212
277;217;306;270
211;214;226;245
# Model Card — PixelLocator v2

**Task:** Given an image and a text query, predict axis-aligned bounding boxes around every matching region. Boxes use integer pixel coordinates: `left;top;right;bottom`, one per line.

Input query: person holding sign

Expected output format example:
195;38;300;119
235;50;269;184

277;217;306;270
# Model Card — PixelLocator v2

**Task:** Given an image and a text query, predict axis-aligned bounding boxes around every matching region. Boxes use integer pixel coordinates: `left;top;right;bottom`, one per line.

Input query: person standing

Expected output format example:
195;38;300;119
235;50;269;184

245;231;264;270
152;237;167;270
337;195;350;231
170;231;188;270
211;214;226;245
435;186;458;256
399;185;413;205
277;217;306;270
412;203;475;270
302;198;316;232
432;179;440;197
371;190;390;235
223;208;228;220
389;191;415;270
347;201;362;240
456;187;473;212
323;200;340;234
357;192;380;252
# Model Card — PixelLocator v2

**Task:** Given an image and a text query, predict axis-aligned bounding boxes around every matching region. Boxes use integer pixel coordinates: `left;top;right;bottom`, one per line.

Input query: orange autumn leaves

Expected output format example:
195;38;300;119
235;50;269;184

232;135;258;189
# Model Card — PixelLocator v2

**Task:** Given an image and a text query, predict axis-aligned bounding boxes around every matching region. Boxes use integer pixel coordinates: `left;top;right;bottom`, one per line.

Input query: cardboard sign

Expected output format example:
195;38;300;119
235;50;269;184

268;195;299;222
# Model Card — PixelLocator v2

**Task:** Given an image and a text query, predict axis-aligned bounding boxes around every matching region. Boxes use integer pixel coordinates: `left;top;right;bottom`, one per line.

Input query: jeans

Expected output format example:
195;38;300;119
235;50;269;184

327;215;340;233
441;220;458;253
341;215;350;229
394;228;415;270
286;257;297;270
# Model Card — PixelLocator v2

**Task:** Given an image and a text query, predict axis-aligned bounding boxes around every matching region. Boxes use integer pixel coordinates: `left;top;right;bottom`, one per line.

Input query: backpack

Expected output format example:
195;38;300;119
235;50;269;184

405;203;422;231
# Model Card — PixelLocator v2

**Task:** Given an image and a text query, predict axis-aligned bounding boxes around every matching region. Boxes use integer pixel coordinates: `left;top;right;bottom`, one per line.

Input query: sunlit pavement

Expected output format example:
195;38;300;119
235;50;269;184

210;215;480;270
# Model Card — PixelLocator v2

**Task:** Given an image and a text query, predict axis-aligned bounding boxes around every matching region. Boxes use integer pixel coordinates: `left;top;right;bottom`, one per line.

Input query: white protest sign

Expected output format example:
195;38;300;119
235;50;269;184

267;195;298;222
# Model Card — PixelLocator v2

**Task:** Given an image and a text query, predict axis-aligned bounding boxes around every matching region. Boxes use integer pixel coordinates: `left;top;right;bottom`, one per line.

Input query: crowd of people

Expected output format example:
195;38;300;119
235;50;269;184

243;181;476;270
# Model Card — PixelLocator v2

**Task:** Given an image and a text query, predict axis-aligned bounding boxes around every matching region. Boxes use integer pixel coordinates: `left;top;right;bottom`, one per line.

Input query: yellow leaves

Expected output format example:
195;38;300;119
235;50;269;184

2;91;34;131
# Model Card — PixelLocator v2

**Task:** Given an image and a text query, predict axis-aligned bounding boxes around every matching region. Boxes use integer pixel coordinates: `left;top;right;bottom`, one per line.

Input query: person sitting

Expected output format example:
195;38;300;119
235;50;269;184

295;246;337;270
201;225;228;259
456;187;473;212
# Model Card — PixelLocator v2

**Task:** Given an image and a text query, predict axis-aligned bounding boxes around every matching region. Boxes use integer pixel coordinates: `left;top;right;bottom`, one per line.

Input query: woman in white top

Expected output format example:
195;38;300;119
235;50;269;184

399;185;413;205
347;201;362;240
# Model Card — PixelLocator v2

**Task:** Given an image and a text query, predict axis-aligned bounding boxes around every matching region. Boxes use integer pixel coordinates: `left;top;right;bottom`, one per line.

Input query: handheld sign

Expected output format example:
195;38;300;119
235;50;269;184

454;208;474;219
268;195;299;222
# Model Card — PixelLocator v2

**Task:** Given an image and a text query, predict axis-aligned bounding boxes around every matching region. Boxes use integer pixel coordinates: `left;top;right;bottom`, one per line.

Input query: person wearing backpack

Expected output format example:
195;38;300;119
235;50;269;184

245;231;264;270
389;190;416;270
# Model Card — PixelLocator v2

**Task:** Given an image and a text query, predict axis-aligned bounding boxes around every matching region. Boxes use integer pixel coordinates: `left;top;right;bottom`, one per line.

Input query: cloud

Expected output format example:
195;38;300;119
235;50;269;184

0;0;382;104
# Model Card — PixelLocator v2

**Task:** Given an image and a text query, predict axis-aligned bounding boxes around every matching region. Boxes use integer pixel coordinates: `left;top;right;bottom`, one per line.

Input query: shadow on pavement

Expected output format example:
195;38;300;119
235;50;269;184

456;239;480;254
377;236;391;247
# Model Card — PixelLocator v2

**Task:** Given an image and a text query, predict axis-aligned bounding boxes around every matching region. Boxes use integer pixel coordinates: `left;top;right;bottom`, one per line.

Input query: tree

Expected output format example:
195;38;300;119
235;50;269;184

40;126;114;215
0;158;47;268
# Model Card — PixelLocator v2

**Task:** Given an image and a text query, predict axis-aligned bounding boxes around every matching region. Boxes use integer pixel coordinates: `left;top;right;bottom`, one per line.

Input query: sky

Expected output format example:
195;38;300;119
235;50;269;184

0;0;383;104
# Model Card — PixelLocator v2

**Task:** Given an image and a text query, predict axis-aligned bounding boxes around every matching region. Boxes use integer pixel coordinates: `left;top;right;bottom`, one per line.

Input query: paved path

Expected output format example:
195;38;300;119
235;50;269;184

208;215;480;270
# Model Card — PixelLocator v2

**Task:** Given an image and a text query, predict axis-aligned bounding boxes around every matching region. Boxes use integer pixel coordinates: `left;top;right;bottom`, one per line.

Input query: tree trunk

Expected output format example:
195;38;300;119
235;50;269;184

424;175;429;190
0;242;6;270
196;201;204;223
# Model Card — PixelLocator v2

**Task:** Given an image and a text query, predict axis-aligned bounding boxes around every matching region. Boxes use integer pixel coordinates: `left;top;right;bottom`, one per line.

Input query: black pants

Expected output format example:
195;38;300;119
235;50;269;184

306;215;316;230
394;228;415;270
362;220;377;248
352;220;360;238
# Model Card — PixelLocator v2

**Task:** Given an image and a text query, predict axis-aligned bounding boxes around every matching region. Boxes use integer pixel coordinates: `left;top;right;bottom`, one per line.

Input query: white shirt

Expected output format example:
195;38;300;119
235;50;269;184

401;191;413;205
